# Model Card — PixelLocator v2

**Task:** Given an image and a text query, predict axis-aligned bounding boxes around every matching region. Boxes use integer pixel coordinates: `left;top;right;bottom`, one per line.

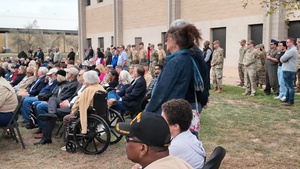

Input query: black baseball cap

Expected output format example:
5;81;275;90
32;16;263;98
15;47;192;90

116;112;171;147
56;69;66;77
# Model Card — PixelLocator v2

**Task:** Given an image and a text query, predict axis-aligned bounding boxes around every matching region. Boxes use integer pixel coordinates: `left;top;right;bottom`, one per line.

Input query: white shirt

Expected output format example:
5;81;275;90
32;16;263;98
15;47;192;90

69;85;86;106
169;130;206;169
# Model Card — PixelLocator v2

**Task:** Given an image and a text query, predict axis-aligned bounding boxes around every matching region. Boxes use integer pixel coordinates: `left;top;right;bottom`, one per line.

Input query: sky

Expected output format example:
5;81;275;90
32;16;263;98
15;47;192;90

0;0;78;30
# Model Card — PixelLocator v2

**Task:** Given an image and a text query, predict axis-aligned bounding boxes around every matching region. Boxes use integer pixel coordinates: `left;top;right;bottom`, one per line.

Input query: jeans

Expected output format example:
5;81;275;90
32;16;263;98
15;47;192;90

107;91;128;111
34;101;48;130
283;71;296;103
277;66;287;98
21;97;39;122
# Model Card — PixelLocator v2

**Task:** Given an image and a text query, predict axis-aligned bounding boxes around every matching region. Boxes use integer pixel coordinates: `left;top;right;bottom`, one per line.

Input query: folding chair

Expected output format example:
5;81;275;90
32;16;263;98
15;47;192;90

0;95;25;149
203;146;226;169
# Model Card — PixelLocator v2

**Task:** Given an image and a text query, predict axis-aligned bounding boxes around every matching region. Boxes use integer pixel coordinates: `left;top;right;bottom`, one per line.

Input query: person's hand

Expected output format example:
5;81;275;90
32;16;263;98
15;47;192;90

266;56;272;60
211;64;214;67
131;164;142;169
60;100;69;108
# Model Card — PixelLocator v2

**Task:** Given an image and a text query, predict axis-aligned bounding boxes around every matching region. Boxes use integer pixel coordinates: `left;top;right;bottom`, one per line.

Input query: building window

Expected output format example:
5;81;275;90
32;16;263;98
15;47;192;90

212;27;226;58
249;24;263;45
87;0;91;6
111;36;114;47
98;37;104;49
98;0;103;3
288;21;300;40
87;38;92;48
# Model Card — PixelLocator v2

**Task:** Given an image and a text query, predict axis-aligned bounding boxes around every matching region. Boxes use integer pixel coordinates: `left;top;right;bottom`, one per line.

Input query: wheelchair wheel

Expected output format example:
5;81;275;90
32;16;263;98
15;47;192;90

73;114;111;155
66;141;77;153
108;108;124;144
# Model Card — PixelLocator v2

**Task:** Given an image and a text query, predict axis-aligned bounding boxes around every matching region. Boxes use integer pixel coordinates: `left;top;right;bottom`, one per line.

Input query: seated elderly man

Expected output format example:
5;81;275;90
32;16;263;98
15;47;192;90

0;67;18;127
116;112;193;169
162;99;206;169
61;71;105;147
107;65;146;112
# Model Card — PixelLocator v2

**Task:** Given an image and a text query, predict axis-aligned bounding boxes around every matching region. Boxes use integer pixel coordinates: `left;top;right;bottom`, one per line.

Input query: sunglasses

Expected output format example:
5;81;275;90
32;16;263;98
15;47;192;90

126;136;144;144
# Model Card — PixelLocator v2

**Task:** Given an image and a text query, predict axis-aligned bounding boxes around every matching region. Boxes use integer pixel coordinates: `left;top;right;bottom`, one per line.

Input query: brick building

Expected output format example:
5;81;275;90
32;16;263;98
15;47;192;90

78;0;300;67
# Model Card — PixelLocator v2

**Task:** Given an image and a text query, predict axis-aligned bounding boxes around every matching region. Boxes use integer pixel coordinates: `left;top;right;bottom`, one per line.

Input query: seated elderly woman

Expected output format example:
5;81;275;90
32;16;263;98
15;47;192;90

14;66;36;90
63;70;105;139
0;67;18;127
10;65;26;87
113;70;133;97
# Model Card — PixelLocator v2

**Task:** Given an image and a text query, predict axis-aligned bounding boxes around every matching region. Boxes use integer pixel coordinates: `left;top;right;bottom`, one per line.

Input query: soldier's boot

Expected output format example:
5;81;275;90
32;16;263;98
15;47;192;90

215;88;223;93
214;87;218;92
237;82;244;87
259;84;263;89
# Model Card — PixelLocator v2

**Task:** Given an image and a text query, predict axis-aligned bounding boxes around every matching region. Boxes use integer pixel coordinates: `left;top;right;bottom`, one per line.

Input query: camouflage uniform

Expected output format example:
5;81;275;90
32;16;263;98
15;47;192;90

211;47;224;90
296;46;300;92
238;45;247;85
158;48;166;65
255;45;266;87
126;49;132;65
139;48;148;66
131;49;139;65
243;48;258;95
149;49;159;77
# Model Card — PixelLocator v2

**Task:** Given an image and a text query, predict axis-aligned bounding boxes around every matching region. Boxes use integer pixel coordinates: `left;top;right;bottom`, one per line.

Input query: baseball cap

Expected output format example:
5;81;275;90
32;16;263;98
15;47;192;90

11;64;20;69
46;68;58;75
56;69;66;77
213;40;220;44
65;67;79;76
116;112;171;147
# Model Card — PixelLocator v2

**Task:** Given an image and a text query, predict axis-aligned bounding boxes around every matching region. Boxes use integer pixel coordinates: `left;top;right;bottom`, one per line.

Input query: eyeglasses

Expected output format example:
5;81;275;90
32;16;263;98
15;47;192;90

154;68;160;70
270;44;274;45
126;136;144;144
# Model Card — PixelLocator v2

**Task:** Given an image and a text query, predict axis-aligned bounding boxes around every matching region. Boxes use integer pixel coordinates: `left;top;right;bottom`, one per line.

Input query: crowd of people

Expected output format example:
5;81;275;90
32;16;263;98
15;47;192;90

0;19;211;168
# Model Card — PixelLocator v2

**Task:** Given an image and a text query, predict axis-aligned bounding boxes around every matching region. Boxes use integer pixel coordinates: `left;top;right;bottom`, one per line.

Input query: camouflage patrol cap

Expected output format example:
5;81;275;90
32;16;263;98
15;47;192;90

213;40;220;44
255;44;260;48
247;40;254;45
240;39;246;43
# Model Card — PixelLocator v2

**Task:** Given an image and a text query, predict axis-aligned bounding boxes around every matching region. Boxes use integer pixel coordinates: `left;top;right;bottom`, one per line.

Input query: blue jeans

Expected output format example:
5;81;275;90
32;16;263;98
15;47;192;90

34;101;48;130
283;71;296;103
277;66;287;98
107;91;127;111
0;112;15;127
21;97;39;122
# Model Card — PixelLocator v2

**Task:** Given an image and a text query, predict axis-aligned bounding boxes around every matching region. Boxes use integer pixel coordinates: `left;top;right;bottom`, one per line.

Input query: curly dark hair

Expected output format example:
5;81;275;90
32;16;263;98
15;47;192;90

162;99;193;132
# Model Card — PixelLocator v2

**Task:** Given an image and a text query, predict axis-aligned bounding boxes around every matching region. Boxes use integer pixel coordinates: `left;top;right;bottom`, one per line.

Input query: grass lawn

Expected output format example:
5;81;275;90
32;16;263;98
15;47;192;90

0;85;299;169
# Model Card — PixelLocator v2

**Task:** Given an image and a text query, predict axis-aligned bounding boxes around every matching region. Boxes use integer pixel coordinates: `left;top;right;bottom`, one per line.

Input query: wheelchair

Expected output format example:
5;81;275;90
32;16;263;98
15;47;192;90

65;90;124;154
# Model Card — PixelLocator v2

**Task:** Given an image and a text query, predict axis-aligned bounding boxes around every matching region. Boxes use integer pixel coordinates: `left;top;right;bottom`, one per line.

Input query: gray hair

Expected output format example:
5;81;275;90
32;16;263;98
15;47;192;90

83;70;100;85
169;19;190;29
39;67;49;75
119;70;133;84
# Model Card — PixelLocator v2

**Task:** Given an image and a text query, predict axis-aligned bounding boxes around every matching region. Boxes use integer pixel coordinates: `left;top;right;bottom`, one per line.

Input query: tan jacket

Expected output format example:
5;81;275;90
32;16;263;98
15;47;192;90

211;47;224;69
0;77;18;113
14;76;36;89
72;83;105;134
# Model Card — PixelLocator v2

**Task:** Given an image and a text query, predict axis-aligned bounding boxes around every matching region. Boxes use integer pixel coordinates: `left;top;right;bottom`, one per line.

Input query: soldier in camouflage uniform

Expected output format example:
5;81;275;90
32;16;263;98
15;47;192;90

126;45;132;66
296;38;300;93
255;44;266;88
131;45;139;65
157;43;166;65
211;40;224;93
149;44;159;77
138;42;148;65
243;40;258;96
238;39;247;87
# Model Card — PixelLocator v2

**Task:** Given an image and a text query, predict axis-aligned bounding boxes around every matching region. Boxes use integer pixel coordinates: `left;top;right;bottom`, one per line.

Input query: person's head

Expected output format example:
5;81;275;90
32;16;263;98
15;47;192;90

109;69;119;82
83;70;100;87
111;47;117;53
97;47;100;52
126;45;131;50
149;44;155;50
37;67;48;77
139;42;144;49
56;47;59;52
166;24;201;53
134;65;145;78
46;68;58;80
154;64;163;76
213;40;220;49
77;69;87;84
240;39;246;47
65;67;79;81
128;66;134;74
18;65;26;74
96;64;105;74
132;45;136;50
118;45;125;51
0;67;5;78
76;59;82;65
286;37;295;48
56;70;67;83
119;70;133;84
161;99;193;137
296;38;300;48
270;39;278;49
89;58;95;65
247;40;254;49
26;67;35;77
115;65;123;74
204;41;210;48
278;41;287;51
70;48;73;52
116;112;171;167
157;43;163;50
143;65;149;72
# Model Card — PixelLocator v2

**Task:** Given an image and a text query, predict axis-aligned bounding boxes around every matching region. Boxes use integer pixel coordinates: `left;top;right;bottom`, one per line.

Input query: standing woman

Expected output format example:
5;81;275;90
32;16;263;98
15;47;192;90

0;67;18;127
95;48;105;66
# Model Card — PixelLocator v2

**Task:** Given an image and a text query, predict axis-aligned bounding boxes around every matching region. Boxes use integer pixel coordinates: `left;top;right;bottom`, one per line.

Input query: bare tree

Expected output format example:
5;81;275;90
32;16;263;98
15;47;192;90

65;35;79;51
242;0;300;20
37;31;63;51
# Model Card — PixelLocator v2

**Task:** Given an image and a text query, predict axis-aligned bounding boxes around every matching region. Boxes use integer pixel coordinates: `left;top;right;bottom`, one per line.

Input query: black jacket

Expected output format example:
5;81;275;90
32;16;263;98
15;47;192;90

57;79;79;101
122;77;147;110
68;51;75;61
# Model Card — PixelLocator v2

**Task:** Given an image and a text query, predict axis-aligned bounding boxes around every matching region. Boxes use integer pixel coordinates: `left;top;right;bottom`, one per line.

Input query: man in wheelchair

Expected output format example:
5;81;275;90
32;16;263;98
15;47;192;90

107;65;146;113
